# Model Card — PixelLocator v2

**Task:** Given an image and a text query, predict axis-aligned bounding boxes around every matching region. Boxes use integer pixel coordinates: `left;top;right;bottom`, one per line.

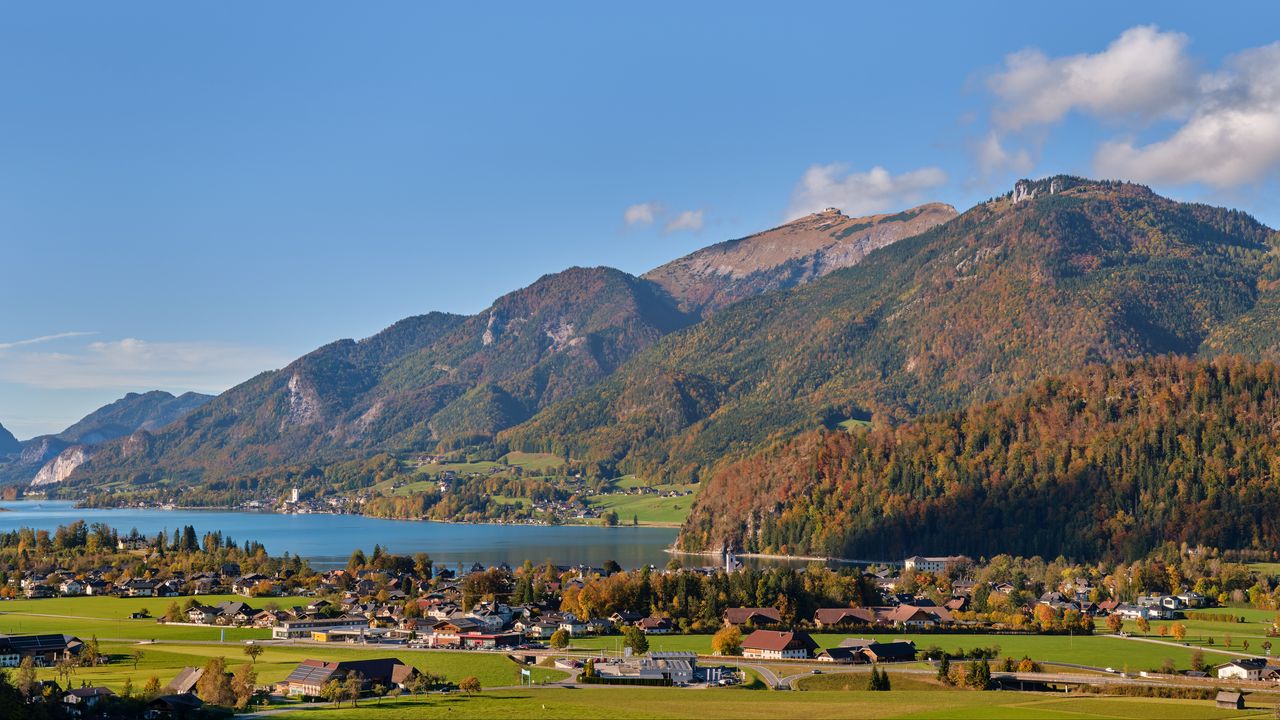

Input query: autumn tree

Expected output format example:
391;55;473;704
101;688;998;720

232;663;257;710
1106;614;1124;634
196;656;234;706
459;676;481;695
15;656;35;696
343;672;364;707
712;626;742;656
550;628;570;649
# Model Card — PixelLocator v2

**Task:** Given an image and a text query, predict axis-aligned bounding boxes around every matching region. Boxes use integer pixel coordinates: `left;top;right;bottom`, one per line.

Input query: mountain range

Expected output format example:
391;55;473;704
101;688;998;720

20;204;952;488
0;390;213;486
8;175;1280;561
502;177;1276;481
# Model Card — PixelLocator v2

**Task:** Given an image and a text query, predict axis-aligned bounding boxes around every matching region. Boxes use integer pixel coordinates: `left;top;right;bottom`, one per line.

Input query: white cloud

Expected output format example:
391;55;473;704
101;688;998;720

974;131;1033;177
623;202;662;226
0;337;286;392
984;27;1280;188
1095;42;1280;187
664;209;704;233
988;26;1195;129
0;331;97;350
786;164;947;220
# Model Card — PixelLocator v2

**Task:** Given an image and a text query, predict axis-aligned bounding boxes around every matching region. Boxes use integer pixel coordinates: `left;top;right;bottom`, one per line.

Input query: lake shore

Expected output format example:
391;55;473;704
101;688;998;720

666;546;897;566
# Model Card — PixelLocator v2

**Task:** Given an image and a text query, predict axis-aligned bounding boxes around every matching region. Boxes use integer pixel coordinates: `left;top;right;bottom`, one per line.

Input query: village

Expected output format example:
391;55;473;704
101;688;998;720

6;538;1280;717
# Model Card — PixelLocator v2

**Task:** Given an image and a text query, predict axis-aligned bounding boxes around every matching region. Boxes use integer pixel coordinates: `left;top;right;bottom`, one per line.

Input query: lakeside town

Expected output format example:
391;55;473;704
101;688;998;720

5;521;1280;716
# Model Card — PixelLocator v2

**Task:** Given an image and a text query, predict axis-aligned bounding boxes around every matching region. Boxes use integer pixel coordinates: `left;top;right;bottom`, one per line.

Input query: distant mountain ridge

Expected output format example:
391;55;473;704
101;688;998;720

644;203;956;315
0;424;18;455
0;390;214;486
57;390;212;444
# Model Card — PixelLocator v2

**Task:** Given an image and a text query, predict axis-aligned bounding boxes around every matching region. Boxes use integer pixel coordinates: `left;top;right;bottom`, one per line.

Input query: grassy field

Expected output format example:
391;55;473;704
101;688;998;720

796;670;951;691
0;593;311;619
499;452;564;472
273;687;1273;719
0;594;319;642
584;492;695;526
585;478;700;526
33;641;565;694
567;632;1235;671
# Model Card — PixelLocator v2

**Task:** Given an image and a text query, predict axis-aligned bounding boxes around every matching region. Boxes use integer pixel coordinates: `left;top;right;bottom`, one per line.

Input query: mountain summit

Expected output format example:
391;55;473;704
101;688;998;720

644;203;956;315
0;423;18;455
504;176;1278;482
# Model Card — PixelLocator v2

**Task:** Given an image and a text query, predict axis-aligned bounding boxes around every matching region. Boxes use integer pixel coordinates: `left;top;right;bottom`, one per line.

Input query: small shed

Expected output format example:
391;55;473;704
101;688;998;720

1215;691;1245;710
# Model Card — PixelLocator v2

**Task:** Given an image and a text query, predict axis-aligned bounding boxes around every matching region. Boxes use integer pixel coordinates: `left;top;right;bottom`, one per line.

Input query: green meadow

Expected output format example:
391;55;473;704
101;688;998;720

270;687;1274;719
567;632;1236;671
30;641;564;694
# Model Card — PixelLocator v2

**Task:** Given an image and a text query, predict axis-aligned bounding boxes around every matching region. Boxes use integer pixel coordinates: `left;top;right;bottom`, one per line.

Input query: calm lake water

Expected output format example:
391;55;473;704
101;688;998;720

0;501;679;570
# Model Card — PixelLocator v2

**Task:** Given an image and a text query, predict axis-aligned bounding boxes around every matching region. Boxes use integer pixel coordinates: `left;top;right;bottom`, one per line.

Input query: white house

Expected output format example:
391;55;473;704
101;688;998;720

1217;658;1269;681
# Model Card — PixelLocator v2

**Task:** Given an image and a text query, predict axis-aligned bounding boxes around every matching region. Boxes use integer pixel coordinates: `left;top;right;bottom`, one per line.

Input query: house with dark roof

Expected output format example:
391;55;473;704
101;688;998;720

637;616;674;634
279;658;418;697
145;693;204;719
741;630;817;660
1217;657;1270;681
813;607;878;628
63;686;115;714
0;633;83;666
722;607;782;626
882;604;953;628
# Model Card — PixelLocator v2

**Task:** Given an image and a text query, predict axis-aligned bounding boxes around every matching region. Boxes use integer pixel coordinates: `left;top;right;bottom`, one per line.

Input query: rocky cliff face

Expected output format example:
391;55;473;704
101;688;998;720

643;203;957;315
32;445;91;486
0;390;213;486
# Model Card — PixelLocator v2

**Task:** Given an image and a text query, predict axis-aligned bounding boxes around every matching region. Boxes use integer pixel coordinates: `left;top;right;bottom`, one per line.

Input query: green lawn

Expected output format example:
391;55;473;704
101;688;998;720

274;688;1272;719
585;481;699;526
500;452;564;472
0;594;318;643
37;641;564;694
796;671;952;691
0;593;311;619
567;632;1235;671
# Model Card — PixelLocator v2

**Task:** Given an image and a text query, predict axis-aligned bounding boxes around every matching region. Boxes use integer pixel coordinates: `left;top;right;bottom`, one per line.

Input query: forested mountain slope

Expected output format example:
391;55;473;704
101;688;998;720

502;177;1279;482
680;356;1280;562
69;267;694;485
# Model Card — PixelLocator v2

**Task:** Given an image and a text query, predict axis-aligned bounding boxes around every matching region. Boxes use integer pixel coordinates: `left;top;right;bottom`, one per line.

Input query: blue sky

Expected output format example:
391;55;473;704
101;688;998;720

3;2;1279;438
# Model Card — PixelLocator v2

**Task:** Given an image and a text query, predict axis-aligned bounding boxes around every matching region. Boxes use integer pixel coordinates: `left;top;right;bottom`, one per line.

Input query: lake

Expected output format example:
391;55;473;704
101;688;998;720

0;500;679;570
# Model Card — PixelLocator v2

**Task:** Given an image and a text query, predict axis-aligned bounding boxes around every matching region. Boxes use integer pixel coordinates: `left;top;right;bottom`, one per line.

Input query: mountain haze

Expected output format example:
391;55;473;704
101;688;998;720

0;390;214;485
